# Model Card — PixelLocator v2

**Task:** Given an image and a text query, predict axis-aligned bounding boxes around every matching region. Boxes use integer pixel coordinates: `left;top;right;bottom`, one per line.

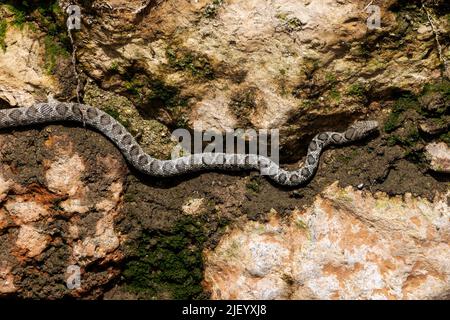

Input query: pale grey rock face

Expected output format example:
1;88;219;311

425;142;450;173
204;182;450;300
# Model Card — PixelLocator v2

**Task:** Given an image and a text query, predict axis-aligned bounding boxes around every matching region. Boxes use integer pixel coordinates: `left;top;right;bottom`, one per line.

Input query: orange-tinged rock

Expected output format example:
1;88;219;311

204;182;450;300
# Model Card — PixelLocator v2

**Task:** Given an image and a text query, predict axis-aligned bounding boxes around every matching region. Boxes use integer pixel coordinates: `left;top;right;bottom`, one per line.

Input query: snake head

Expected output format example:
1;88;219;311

348;120;379;140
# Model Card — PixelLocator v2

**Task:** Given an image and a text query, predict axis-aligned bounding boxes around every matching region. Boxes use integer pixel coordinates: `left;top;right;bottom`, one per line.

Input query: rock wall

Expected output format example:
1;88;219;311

204;182;450;300
0;127;127;298
0;0;448;299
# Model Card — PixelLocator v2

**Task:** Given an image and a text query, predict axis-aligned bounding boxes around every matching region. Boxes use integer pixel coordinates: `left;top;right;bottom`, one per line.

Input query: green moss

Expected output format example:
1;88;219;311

0;20;7;52
387;135;402;147
405;128;420;145
347;83;366;97
431;117;446;127
302;57;320;79
167;48;215;80
2;1;70;68
384;113;401;133
422;81;450;96
329;88;341;102
420;80;450;116
3;1;70;47
123;193;136;203
384;95;419;132
393;95;419;112
275;12;288;20
120;71;190;127
440;131;450;146
43;35;68;74
4;4;27;28
4;1;63;31
337;149;359;164
108;61;120;73
325;73;337;85
387;128;420;147
123;218;207;299
285;17;302;30
246;177;261;194
103;107;121;120
175;114;189;128
382;88;434;166
403;149;425;164
103;107;131;130
357;44;371;58
125;79;144;96
295;219;308;230
324;73;341;102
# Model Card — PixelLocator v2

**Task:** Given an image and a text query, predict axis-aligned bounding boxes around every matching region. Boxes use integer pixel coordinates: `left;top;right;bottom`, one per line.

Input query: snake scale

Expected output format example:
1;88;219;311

0;102;379;186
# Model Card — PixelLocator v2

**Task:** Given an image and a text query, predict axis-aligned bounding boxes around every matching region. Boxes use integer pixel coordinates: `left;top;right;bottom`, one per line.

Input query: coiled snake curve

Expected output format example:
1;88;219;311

0;102;379;186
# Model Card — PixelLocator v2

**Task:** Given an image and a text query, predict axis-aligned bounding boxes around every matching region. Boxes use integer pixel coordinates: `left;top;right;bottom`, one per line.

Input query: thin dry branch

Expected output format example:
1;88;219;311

67;29;82;103
422;2;449;78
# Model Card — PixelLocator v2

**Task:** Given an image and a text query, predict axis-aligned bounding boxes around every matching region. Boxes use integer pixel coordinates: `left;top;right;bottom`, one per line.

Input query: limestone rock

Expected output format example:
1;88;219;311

0;128;127;298
425;142;450;173
0;23;53;107
419;117;450;135
0;6;75;106
74;0;442;146
203;182;450;300
182;198;207;216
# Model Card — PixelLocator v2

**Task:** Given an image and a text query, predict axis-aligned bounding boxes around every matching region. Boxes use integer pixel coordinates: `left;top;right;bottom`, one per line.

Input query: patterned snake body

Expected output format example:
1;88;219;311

0;102;379;186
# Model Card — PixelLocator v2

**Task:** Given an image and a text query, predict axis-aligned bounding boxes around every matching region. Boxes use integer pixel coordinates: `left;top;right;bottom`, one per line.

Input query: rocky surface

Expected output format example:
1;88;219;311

0;127;127;298
425;142;450;173
204;182;450;300
72;0;447;155
0;23;52;107
0;3;76;105
0;0;449;299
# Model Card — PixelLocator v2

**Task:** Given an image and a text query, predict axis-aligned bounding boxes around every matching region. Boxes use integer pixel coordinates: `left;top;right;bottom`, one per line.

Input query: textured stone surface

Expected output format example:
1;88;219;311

0;23;53;107
0;129;127;298
74;0;444;140
83;81;176;159
204;182;450;300
0;5;75;106
182;198;207;216
425;142;450;173
0;0;449;300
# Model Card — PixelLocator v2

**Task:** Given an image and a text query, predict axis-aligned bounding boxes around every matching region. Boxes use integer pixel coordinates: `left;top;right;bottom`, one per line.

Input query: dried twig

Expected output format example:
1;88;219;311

422;2;449;78
363;0;374;11
67;29;82;103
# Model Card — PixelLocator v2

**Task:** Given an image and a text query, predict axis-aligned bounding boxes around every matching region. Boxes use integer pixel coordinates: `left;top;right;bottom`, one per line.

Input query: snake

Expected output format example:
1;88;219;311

0;102;379;187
